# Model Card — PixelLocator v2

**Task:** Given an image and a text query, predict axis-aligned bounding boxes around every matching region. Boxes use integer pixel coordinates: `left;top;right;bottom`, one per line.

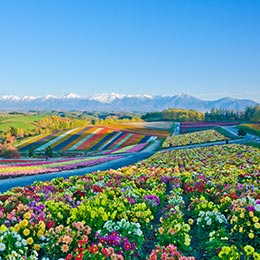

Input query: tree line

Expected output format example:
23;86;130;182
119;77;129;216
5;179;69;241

142;105;260;123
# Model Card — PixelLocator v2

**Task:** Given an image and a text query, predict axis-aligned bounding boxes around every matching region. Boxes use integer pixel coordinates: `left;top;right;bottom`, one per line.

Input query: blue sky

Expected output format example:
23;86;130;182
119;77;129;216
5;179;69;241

0;0;259;102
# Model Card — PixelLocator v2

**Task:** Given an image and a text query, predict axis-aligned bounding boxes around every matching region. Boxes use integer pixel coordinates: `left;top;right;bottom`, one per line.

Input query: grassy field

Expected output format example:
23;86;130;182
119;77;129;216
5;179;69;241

0;113;46;131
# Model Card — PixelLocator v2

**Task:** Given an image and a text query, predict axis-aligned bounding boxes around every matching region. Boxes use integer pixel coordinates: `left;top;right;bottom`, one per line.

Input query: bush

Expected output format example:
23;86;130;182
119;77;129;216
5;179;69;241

238;127;247;136
45;145;53;157
0;143;20;158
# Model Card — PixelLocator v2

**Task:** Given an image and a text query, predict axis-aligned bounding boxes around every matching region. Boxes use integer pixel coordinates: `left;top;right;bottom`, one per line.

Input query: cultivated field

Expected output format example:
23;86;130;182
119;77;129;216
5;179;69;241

0;144;259;259
0;113;46;131
16;126;159;153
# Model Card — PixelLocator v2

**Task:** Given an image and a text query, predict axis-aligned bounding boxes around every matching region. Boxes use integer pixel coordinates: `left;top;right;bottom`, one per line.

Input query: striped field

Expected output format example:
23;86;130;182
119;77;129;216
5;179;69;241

16;126;159;153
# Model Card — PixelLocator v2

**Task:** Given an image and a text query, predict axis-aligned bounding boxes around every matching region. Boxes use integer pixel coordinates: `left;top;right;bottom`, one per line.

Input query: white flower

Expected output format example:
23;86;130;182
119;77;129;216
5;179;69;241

40;235;46;240
114;225;120;231
22;239;27;246
197;217;202;223
0;242;6;252
206;219;212;225
136;229;143;236
255;204;260;212
15;241;21;247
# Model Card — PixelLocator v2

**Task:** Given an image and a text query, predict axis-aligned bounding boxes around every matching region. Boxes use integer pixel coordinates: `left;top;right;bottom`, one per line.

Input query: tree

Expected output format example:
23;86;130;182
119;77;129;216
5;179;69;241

28;147;35;158
45;146;53;157
9;126;18;137
0;143;20;158
238;127;247;136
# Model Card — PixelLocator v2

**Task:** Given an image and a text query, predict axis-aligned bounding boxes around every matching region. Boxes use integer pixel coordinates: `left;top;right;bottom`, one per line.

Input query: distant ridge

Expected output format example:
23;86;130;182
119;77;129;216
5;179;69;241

0;93;258;112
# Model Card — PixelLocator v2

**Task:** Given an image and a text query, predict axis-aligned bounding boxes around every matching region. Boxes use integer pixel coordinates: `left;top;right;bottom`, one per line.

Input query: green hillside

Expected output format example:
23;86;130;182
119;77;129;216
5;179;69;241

0;113;46;132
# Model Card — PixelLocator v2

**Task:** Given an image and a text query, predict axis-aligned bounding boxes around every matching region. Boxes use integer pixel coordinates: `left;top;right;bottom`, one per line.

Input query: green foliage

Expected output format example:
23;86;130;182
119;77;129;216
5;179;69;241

238;127;247;136
27;147;35;158
162;108;204;121
238;125;260;137
214;127;239;140
45;145;53;157
205;105;260;122
205;108;244;122
142;108;204;122
141;112;163;121
244;105;260;122
169;123;175;136
244;142;260;149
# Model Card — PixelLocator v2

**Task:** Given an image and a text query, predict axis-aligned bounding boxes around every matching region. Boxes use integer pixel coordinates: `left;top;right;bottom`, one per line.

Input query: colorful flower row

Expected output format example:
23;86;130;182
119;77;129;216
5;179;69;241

17;126;157;153
0;144;259;259
106;142;149;154
0;155;122;177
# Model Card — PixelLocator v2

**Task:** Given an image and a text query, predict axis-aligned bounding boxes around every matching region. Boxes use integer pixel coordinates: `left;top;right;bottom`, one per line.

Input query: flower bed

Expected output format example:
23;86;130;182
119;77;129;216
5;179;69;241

162;129;227;147
17;126;157;153
106;142;149;154
0;144;259;259
0;155;122;178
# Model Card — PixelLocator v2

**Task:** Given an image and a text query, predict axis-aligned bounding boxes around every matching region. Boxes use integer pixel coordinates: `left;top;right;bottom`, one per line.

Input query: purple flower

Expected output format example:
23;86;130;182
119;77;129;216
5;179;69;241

95;231;101;239
131;242;136;250
144;195;160;207
114;236;122;246
123;238;131;251
110;230;118;237
246;206;256;212
126;196;135;205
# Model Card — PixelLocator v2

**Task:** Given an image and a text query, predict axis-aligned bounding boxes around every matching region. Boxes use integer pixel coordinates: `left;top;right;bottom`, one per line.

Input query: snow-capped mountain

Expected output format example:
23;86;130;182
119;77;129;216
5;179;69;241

90;92;126;103
61;93;81;99
45;94;58;99
0;93;258;112
90;93;153;103
21;96;40;101
1;95;21;101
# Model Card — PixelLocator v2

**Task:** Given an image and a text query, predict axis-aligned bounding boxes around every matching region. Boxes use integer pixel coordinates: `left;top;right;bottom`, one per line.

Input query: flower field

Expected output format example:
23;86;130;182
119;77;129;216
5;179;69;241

0;155;122;178
16;126;158;153
0;144;259;259
162;129;227;147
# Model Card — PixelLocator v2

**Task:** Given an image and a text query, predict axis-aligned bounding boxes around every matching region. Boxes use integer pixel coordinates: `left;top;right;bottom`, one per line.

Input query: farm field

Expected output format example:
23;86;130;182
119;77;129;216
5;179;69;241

0;113;46;132
0;144;259;259
120;121;172;131
0;154;122;178
163;129;227;147
16;126;159;153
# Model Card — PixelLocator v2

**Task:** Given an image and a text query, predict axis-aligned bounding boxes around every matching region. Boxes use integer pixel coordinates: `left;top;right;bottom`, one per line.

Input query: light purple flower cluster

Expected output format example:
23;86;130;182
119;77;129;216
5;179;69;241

144;194;160;207
124;143;148;153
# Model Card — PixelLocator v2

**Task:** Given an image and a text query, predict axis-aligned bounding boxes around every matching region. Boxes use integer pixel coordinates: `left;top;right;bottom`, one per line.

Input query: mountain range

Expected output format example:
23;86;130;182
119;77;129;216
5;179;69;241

0;93;258;112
